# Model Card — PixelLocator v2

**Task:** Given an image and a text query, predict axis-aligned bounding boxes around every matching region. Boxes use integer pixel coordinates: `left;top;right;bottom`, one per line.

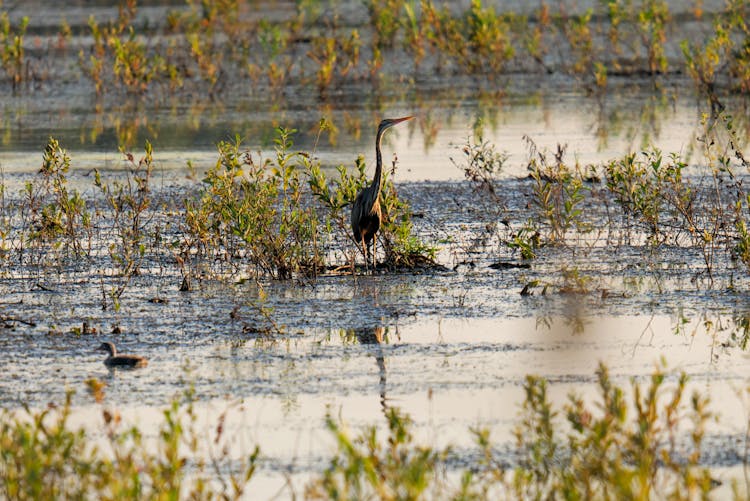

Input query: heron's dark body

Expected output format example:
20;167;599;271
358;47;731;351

351;191;381;246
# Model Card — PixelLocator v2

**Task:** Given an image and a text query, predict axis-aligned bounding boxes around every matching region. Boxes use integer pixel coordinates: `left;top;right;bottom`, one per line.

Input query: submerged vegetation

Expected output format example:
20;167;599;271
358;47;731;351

0;363;723;499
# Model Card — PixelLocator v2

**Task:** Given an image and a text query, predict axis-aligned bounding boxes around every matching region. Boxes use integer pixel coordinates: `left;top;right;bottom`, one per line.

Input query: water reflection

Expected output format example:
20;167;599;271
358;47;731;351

0;81;710;172
346;325;390;416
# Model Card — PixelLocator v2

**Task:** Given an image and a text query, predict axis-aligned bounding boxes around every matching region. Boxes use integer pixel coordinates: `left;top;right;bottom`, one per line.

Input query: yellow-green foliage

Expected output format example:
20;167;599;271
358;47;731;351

25;138;92;260
182;128;322;279
306;408;443;500
0;391;257;500
0;12;28;90
605;149;687;240
0;364;723;499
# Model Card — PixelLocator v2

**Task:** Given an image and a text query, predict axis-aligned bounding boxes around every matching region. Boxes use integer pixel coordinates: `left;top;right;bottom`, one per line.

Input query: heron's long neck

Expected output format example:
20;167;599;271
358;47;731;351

372;127;385;191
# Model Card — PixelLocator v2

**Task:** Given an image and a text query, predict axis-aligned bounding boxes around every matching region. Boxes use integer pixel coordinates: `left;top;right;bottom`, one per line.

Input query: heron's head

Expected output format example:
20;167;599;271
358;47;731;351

378;115;414;134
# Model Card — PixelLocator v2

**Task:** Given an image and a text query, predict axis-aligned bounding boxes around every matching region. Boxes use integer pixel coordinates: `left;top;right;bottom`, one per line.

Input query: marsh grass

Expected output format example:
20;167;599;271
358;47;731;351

0;388;258;500
16;0;746;101
94;142;155;309
1;362;717;499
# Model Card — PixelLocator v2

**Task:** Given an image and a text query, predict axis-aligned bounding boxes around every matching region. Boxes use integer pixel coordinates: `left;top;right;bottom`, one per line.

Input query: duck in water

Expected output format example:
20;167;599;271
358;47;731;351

96;342;148;368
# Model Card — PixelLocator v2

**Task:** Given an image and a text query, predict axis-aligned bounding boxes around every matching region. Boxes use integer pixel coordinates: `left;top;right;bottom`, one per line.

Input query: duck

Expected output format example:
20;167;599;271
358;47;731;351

96;342;148;368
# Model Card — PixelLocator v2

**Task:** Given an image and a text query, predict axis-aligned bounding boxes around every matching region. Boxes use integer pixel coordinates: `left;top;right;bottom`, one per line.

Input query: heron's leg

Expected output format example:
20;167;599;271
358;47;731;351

372;233;378;271
361;235;368;273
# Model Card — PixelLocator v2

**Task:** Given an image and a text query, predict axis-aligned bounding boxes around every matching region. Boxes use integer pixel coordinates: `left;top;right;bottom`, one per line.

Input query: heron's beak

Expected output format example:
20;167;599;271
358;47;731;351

391;116;414;124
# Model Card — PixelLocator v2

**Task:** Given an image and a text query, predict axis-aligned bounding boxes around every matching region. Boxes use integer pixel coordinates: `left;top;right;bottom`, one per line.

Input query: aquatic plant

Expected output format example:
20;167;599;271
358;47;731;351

80;0;175;96
508;362;712;499
306;362;713;499
0;389;258;500
637;0;670;75
526;138;590;244
0;362;724;499
22;137;92;263
0;177;8;262
558;8;596;79
307;29;361;96
402;2;426;73
1;0;742;100
507;221;541;260
306;407;444;499
604;148;683;243
94;142;155;308
681;0;750;100
182;128;322;280
0;12;29;92
451;131;508;200
464;0;514;74
418;0;515;76
516;3;553;73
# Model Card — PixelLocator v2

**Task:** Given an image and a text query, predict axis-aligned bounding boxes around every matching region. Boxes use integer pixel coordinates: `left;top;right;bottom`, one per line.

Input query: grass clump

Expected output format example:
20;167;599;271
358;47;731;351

182;128;323;280
0;389;257;500
80;1;173;96
512;362;712;499
604;148;687;242
0;12;29;92
526;139;590;245
94;142;156;308
20;137;92;265
306;408;443;500
307;362;714;499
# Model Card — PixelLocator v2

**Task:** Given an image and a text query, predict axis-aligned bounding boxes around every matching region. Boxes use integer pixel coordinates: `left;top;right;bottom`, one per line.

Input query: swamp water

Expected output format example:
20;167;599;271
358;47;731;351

2;0;750;497
3;84;750;496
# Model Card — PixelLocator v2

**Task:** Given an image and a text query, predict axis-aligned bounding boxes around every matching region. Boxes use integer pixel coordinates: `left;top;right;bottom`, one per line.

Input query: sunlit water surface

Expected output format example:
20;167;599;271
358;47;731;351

2;2;750;496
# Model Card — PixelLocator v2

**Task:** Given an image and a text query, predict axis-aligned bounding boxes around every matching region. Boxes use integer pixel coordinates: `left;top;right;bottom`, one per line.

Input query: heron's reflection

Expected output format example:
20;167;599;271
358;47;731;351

349;325;389;416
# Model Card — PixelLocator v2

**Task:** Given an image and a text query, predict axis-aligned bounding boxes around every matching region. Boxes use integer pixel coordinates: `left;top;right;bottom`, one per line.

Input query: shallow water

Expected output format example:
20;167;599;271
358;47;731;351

0;83;718;183
2;1;750;497
3;172;750;494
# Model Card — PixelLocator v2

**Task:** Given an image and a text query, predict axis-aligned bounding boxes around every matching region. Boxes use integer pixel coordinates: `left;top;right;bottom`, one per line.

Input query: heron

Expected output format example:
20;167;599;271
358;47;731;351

351;115;414;271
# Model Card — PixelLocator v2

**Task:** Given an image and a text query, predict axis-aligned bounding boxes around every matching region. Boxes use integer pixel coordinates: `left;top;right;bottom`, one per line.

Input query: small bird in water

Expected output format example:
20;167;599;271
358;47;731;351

96;342;148;368
351;115;414;271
